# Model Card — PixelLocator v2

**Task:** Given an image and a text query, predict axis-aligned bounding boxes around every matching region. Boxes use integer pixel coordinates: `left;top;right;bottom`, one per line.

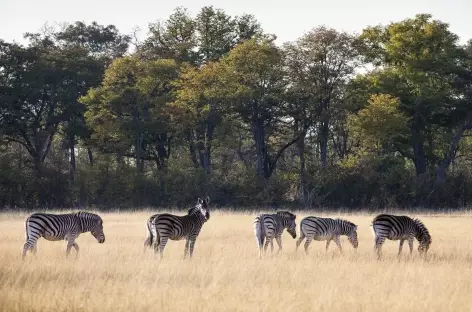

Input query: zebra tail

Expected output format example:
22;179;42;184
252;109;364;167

144;221;153;248
25;217;30;241
254;217;265;249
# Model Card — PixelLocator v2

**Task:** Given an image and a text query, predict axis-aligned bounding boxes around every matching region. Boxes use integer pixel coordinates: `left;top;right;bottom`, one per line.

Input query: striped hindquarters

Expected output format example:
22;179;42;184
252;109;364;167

154;210;207;241
254;211;297;241
144;214;160;248
300;216;358;248
25;213;78;241
372;214;416;240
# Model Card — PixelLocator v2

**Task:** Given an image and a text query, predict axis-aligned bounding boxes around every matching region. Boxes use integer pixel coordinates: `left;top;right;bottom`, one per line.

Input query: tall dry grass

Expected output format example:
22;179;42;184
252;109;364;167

1;210;472;311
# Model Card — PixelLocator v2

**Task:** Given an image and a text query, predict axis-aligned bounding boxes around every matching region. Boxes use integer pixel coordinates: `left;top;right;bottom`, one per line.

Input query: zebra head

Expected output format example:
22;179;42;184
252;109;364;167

414;219;431;256
277;211;297;239
90;216;105;244
194;196;210;221
347;224;358;249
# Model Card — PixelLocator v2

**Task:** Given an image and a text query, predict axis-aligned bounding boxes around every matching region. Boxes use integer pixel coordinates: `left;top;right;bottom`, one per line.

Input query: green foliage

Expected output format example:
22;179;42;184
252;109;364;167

2;8;472;210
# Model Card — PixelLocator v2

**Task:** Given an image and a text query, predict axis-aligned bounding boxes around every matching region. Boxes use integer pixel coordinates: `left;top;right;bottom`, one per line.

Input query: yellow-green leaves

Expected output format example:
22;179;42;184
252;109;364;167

349;94;409;152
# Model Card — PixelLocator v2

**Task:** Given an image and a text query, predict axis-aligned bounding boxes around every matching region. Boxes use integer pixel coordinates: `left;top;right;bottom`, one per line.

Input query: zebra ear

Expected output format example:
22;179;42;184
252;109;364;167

205;196;210;204
198;198;204;205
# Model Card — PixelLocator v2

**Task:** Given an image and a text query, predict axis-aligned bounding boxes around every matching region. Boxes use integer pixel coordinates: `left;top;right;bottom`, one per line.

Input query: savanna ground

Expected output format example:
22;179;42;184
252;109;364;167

1;210;472;312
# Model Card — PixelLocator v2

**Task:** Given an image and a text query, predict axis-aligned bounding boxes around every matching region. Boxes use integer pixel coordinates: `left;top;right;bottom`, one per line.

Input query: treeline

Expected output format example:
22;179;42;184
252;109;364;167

1;7;472;210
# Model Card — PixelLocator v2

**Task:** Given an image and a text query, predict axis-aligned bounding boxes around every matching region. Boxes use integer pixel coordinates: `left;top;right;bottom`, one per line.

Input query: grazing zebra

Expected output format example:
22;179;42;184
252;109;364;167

22;211;105;260
152;197;210;259
254;211;297;258
371;214;432;259
295;217;358;254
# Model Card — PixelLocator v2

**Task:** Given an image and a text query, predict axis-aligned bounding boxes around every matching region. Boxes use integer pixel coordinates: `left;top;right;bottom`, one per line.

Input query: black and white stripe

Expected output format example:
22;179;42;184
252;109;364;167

371;214;432;259
152;197;210;259
22;211;105;259
254;211;297;257
296;216;358;254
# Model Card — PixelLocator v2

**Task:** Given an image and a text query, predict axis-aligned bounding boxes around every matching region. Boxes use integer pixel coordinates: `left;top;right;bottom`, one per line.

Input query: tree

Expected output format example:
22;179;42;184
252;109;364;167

359;14;471;177
173;62;228;174
0;39;74;175
349;94;409;154
81;57;179;172
284;27;360;170
140;6;265;64
215;39;301;180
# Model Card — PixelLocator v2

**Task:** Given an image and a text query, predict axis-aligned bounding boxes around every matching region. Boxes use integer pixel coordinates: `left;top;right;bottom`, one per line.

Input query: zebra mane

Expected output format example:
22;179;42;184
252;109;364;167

413;218;432;243
188;206;199;215
76;211;102;223
276;211;296;219
335;218;357;229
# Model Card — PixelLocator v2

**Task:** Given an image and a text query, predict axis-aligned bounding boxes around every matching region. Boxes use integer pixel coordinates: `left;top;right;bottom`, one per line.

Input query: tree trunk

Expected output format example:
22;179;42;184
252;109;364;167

412;127;427;176
87;148;94;166
436;122;472;184
187;131;200;168
319;120;329;169
69;137;76;181
203;122;215;175
252;118;269;179
297;130;307;204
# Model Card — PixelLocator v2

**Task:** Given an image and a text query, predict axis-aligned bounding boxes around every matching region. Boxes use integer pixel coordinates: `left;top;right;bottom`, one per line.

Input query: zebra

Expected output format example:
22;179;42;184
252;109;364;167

254;211;297;258
295;216;358;254
371;214;432;259
22;211;105;260
152;196;210;259
143;207;195;251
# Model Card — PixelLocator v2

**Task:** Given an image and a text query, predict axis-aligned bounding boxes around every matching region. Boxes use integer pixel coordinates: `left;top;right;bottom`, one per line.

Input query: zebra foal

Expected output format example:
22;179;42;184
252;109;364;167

152;196;210;259
371;214;432;259
254;211;297;258
296;217;358;254
22;211;105;260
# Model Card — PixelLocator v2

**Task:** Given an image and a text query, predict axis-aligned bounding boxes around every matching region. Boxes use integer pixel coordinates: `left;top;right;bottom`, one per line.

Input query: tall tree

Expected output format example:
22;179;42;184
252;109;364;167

216;39;301;180
81;57;179;172
359;14;471;177
284;27;360;170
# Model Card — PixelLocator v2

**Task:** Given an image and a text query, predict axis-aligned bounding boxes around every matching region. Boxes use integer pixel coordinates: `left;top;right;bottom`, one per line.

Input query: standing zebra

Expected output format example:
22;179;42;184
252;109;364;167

295;216;358;254
254;211;297;258
143;207;195;251
22;211;105;260
371;214;432;259
152;197;210;259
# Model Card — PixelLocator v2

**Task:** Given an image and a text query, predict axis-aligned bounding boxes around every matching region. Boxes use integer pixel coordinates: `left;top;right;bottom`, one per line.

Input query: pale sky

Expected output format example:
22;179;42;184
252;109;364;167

1;0;471;45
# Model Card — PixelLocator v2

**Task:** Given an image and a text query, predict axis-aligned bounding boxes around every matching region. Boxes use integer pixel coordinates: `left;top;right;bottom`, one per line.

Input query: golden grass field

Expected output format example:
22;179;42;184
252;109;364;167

1;209;472;312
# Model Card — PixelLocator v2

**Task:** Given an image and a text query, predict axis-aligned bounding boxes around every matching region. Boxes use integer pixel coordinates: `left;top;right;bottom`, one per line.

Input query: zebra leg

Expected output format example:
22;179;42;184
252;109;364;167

270;239;274;254
22;241;36;260
295;232;305;251
334;237;343;254
188;239;196;258
304;237;313;254
22;231;40;260
159;237;169;259
408;237;414;255
66;238;78;257
375;237;385;260
398;239;405;256
275;236;282;254
183;239;190;259
326;239;331;251
263;238;271;253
